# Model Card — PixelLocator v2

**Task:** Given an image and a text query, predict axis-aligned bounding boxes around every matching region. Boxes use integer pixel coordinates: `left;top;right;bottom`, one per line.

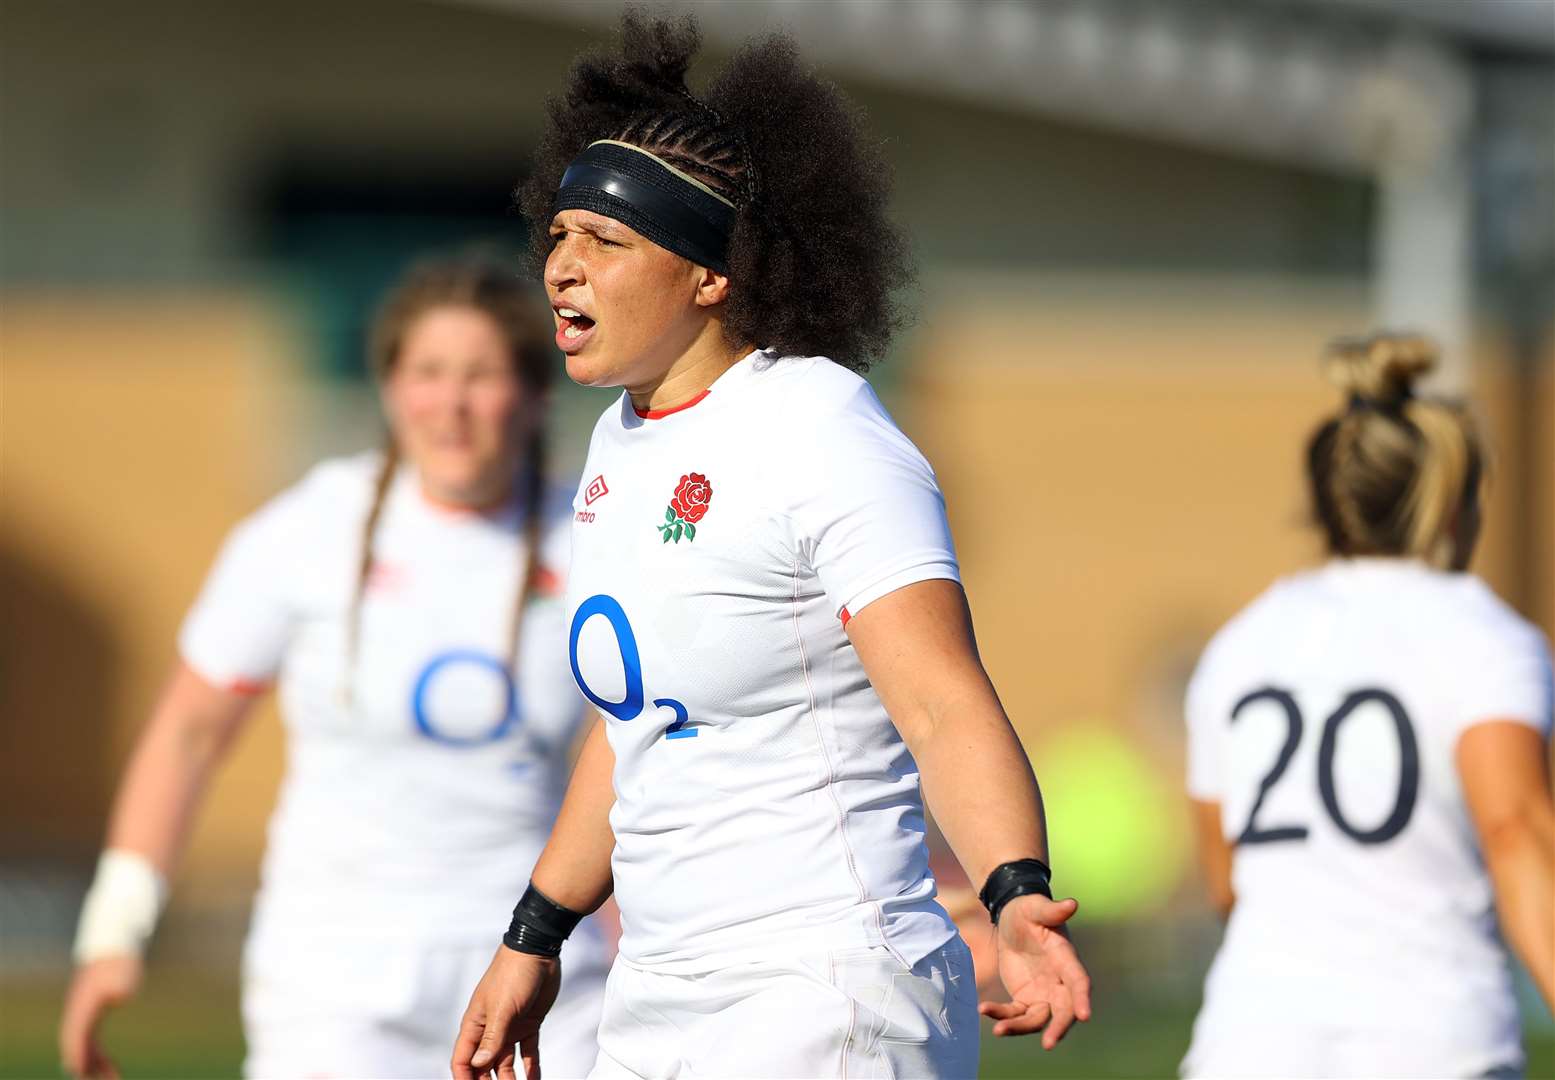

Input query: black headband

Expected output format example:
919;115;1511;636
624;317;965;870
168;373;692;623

554;140;736;273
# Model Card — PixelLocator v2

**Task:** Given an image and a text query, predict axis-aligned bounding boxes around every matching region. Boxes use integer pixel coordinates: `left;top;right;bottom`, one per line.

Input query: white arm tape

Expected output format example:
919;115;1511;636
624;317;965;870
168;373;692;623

72;849;169;964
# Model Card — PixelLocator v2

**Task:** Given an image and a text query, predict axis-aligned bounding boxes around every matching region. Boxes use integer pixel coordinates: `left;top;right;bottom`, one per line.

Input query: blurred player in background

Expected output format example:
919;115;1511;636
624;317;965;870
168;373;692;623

59;256;608;1079
1183;334;1554;1078
451;14;1089;1080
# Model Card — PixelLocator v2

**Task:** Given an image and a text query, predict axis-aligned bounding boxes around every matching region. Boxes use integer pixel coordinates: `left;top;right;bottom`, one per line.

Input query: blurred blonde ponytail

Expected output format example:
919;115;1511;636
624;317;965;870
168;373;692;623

1400;398;1478;568
1306;333;1484;570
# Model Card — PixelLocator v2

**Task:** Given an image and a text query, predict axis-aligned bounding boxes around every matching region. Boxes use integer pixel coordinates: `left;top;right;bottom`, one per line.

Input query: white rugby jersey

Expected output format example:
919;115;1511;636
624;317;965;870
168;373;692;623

568;349;962;971
180;453;591;940
1185;559;1553;1074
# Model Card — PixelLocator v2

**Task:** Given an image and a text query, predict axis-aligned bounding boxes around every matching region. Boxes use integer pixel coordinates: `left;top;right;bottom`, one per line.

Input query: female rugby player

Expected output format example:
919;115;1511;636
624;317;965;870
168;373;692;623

1183;334;1553;1077
452;16;1091;1080
59;257;607;1079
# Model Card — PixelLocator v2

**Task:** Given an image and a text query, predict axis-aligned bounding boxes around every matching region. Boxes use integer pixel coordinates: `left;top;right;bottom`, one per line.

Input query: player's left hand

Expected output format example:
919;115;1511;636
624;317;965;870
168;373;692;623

451;947;561;1080
979;893;1091;1048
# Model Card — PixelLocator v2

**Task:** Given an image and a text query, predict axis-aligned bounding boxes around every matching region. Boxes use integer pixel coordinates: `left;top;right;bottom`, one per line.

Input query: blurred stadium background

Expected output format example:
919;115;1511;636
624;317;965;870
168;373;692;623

3;0;1552;1076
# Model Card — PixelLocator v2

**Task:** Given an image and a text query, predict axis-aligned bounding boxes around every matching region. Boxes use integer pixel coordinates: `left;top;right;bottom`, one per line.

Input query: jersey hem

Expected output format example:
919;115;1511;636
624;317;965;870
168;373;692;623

175;640;275;697
612;919;958;976
838;562;962;621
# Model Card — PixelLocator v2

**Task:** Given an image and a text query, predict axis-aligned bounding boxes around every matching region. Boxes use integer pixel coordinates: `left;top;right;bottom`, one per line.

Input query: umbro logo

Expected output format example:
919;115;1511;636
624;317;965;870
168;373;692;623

577;475;608;523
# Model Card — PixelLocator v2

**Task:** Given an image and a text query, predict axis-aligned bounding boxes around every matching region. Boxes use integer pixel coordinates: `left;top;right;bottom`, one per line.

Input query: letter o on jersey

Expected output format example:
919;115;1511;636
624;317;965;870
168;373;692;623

411;649;520;746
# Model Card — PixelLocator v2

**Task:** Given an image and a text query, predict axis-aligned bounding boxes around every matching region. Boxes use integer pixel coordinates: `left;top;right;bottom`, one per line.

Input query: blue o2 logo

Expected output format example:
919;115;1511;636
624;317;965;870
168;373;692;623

568;595;643;721
655;697;695;740
411;649;519;746
569;594;694;740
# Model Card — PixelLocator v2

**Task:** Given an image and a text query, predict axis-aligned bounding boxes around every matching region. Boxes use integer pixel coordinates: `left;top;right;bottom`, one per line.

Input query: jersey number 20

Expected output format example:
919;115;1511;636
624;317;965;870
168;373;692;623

1231;687;1419;846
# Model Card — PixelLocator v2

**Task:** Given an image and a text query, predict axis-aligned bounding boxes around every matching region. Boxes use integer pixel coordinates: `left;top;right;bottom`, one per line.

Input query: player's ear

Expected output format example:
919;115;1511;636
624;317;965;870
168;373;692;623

693;266;731;308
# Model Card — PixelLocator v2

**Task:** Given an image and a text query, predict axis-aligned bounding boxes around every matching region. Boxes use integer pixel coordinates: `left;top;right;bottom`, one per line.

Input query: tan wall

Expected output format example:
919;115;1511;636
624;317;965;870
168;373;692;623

4;283;1550;917
1;295;301;903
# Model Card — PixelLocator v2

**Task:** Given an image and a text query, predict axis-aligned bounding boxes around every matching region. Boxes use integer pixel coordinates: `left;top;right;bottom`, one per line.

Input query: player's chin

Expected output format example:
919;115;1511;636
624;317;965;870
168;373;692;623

563;344;617;389
427;457;490;499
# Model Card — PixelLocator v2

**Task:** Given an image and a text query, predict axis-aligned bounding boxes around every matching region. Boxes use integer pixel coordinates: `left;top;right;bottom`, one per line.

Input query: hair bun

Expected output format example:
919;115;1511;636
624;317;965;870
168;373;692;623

1324;332;1438;407
619;9;699;94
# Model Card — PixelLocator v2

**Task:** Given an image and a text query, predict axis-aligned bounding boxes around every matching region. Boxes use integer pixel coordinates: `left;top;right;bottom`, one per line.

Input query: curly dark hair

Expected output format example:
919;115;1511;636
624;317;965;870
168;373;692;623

518;10;913;373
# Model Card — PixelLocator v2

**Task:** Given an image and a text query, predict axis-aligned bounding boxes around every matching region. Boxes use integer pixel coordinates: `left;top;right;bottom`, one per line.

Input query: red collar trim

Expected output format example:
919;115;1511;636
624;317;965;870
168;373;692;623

634;388;710;420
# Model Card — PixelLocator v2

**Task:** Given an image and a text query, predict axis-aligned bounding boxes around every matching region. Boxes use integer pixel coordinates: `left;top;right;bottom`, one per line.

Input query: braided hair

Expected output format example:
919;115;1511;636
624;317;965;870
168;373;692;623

519;11;912;373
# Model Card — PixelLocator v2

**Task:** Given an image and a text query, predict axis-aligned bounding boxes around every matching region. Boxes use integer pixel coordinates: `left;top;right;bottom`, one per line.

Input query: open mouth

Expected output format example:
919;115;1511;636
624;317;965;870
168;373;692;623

555;306;596;343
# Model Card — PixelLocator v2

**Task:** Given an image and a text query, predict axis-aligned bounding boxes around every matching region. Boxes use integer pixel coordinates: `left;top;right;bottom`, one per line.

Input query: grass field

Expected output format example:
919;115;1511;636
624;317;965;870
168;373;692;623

3;969;1551;1078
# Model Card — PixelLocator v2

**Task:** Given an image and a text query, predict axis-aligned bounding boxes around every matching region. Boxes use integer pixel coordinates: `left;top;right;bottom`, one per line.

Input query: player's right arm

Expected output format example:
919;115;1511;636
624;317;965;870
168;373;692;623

59;663;258;1080
1188;798;1235;919
1458;720;1554;1011
453;712;616;1080
62;471;305;1080
1184;634;1235;921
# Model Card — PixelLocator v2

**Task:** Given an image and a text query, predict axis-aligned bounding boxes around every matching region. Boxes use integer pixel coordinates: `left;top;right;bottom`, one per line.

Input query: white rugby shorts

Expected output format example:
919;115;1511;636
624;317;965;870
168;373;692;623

588;938;978;1079
242;928;607;1079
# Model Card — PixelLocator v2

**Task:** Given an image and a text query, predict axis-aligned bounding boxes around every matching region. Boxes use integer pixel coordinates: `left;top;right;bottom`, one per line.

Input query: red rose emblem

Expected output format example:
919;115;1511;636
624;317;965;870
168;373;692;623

658;471;712;544
670;473;713;524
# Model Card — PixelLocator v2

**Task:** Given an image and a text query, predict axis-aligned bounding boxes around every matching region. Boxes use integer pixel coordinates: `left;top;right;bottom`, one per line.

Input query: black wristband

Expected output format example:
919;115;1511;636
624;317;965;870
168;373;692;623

502;883;584;958
978;858;1053;925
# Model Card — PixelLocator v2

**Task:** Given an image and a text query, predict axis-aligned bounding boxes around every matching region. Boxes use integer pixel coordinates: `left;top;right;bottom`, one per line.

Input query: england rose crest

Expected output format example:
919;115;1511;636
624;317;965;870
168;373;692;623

659;472;712;543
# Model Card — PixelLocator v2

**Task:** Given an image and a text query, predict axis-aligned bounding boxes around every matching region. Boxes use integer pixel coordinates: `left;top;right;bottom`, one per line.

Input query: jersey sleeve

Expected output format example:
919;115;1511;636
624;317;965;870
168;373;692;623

1184;639;1230;802
1452;614;1554;741
177;488;306;693
787;381;960;621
